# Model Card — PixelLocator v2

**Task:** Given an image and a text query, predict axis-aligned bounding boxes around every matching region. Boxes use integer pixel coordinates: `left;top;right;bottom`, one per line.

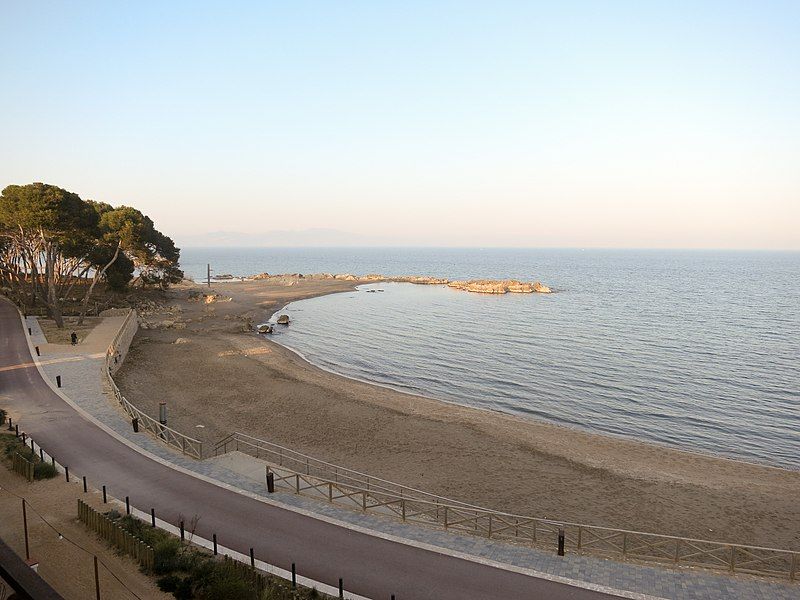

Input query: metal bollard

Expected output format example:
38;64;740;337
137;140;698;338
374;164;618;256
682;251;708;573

56;375;61;388
102;485;107;503
7;418;12;431
132;417;139;433
180;520;185;541
266;471;275;493
558;526;565;556
39;448;43;461
28;327;31;335
51;456;55;468
15;424;19;437
339;578;344;599
250;548;254;568
21;433;26;444
213;533;218;555
125;496;130;515
35;346;40;356
291;563;296;588
151;508;156;527
65;466;69;482
83;476;87;493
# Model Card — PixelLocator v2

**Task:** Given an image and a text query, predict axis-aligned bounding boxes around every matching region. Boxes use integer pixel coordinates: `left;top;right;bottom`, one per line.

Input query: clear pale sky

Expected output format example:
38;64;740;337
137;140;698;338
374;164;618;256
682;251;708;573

1;1;798;249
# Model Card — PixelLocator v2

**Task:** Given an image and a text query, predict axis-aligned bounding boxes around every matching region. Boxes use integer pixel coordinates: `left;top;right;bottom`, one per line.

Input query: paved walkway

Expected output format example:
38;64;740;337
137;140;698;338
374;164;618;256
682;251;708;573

24;315;800;600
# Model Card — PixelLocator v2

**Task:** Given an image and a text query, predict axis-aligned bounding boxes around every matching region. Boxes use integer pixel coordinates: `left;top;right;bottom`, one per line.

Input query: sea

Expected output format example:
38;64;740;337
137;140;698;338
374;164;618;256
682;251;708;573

181;247;800;470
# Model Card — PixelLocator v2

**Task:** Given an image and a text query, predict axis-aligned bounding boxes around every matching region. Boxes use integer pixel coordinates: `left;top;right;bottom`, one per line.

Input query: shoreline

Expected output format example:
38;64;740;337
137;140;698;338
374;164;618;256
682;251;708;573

266;282;795;474
115;278;800;550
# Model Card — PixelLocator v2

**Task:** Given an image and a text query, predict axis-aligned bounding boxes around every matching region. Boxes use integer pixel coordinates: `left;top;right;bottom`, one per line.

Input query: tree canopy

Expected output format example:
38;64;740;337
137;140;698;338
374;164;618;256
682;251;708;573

0;182;183;327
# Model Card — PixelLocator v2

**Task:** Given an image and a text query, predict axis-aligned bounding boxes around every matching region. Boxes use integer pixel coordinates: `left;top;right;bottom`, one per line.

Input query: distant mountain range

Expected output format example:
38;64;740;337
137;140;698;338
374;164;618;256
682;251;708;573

176;228;384;247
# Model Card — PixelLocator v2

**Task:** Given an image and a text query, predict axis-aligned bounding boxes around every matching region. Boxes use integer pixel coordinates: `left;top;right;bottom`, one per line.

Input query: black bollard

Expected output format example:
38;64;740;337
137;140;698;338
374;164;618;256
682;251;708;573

102;486;107;503
7;418;12;431
65;466;69;482
39;448;43;461
291;563;296;588
51;456;55;468
56;375;61;388
132;417;139;433
21;433;26;444
28;327;31;335
180;521;185;541
250;548;254;568
151;508;156;527
35;346;40;356
558;526;565;557
83;476;87;493
15;424;19;437
125;496;130;515
266;471;275;493
213;534;218;555
339;578;343;599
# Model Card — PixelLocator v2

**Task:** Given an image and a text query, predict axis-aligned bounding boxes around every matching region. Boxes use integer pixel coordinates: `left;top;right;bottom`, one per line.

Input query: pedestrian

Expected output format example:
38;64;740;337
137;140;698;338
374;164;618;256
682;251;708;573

70;331;77;345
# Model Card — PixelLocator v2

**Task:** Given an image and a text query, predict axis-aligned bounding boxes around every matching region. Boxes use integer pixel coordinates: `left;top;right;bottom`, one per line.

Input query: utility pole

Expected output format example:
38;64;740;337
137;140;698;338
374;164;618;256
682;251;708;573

207;263;212;287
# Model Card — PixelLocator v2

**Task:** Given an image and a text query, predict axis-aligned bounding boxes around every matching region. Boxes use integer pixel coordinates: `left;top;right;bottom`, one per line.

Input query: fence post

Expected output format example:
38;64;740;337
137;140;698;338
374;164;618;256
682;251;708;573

94;556;100;600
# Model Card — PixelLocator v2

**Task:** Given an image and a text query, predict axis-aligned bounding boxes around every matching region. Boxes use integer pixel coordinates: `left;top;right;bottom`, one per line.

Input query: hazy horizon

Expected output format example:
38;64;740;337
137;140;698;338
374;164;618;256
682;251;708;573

2;2;798;250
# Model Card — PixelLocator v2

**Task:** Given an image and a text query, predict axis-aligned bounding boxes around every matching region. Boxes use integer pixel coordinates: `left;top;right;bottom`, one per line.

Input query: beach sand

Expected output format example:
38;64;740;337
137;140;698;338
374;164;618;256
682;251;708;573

114;279;800;551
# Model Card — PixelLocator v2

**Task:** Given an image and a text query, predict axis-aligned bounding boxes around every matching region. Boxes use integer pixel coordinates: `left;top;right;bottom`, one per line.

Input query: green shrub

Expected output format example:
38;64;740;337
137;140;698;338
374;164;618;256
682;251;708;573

154;537;184;574
33;461;58;479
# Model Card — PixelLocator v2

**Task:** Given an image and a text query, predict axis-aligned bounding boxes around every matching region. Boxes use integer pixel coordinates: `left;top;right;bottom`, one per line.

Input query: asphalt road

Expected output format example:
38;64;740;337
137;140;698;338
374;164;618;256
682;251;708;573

0;298;622;600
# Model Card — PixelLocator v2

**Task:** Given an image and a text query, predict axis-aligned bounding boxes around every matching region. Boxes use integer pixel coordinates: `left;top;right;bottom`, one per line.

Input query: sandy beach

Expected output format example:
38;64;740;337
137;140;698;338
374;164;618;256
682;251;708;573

114;278;800;552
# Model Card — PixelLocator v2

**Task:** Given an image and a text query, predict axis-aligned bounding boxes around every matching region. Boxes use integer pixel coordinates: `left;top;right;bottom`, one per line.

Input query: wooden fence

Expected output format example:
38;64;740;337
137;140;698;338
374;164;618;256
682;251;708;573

11;452;33;482
104;309;203;459
217;432;799;581
77;500;154;571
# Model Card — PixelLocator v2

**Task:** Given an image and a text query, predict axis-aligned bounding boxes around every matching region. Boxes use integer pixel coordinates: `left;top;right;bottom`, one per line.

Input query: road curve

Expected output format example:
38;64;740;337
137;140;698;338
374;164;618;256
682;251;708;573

0;299;621;600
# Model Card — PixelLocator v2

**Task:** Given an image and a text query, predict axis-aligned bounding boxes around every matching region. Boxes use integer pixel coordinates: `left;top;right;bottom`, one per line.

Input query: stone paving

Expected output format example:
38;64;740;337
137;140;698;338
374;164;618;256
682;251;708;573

24;316;800;600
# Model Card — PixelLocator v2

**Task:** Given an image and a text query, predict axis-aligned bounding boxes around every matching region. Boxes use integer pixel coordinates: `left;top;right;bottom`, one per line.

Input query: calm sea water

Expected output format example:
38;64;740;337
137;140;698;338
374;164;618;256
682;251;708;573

181;248;800;469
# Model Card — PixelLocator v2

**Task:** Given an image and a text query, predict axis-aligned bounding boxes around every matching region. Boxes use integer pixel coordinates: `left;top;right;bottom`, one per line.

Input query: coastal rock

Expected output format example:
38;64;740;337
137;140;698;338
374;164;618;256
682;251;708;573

391;276;449;285
446;279;552;294
276;314;290;325
361;274;384;281
257;323;274;334
252;272;271;280
174;337;190;345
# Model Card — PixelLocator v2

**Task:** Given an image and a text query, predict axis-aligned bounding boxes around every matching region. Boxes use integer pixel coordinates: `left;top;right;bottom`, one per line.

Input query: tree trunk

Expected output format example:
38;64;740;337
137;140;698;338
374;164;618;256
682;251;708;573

77;242;121;325
45;245;64;328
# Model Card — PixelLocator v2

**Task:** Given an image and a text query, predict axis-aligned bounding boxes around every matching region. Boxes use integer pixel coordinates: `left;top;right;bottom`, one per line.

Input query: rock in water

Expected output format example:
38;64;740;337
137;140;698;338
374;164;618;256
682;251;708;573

532;281;552;293
257;323;274;334
276;314;290;325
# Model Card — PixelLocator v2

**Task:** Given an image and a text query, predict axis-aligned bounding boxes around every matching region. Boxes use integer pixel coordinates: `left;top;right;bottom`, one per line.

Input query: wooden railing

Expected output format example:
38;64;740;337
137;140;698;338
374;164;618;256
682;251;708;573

217;432;799;581
78;499;155;571
104;310;203;459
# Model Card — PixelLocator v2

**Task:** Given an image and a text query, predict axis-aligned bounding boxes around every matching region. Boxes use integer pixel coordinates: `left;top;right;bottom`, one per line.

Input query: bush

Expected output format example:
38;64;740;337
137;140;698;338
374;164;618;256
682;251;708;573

33;461;58;479
154;538;184;574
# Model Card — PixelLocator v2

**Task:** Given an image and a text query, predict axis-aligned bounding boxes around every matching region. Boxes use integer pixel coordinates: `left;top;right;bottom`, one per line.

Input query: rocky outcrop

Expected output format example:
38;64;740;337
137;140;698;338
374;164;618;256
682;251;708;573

390;276;449;285
239;272;552;294
447;279;552;294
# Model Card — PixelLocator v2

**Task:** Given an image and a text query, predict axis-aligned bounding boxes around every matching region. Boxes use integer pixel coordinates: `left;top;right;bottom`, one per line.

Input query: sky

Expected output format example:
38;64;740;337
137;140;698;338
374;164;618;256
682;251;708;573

1;1;798;249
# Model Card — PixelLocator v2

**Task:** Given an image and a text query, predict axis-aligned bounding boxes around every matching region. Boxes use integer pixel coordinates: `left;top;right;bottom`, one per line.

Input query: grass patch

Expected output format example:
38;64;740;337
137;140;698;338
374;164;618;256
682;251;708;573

0;431;59;479
110;514;331;600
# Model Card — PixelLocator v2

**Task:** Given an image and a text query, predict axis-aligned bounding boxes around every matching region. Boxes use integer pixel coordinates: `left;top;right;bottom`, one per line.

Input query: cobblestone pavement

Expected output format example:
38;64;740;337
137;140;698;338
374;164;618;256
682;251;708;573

25;316;800;600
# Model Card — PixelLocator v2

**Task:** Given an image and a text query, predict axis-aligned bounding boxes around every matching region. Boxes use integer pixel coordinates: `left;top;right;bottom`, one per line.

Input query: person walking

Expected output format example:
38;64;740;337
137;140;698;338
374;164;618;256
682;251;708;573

70;331;78;345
